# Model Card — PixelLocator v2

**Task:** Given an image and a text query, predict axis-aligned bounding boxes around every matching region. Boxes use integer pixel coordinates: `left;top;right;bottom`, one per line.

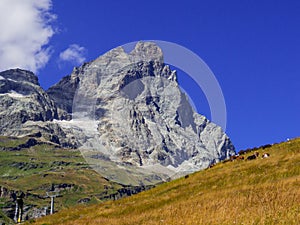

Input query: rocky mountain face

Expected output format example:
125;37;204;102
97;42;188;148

46;69;81;120
0;69;61;139
0;42;235;185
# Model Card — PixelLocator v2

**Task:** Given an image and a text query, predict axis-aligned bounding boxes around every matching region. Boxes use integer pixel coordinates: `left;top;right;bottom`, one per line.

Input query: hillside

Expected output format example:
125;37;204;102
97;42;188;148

0;136;152;223
30;137;300;225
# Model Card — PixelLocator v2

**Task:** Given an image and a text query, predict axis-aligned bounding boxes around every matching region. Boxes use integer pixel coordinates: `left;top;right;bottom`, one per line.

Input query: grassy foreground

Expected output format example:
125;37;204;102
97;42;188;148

30;138;300;225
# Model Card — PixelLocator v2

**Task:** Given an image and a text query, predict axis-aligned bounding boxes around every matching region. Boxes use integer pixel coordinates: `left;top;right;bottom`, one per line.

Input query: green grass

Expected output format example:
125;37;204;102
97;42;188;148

0;136;29;148
29;137;300;225
0;136;123;219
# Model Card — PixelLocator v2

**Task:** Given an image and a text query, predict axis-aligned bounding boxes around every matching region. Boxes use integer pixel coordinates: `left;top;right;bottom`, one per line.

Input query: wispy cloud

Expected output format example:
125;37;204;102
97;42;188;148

0;0;56;73
59;44;87;65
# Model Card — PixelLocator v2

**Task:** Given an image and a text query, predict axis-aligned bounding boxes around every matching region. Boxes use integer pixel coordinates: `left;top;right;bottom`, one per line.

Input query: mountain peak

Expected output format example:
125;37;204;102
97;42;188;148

89;42;164;77
0;68;39;85
66;41;235;185
129;41;164;63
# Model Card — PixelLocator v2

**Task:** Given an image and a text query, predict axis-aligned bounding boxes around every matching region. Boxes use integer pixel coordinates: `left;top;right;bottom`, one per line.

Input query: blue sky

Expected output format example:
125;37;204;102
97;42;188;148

0;0;299;150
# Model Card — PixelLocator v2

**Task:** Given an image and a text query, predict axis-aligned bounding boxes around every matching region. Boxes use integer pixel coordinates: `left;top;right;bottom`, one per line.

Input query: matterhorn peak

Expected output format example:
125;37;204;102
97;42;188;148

0;42;235;185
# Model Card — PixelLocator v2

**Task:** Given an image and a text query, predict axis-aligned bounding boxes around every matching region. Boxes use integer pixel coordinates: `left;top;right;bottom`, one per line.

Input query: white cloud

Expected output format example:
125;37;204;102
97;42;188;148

0;0;56;73
59;44;87;65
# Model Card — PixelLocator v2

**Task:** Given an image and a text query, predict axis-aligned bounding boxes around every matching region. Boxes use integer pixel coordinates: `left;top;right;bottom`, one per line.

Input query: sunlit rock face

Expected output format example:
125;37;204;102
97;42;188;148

0;69;59;137
0;42;235;185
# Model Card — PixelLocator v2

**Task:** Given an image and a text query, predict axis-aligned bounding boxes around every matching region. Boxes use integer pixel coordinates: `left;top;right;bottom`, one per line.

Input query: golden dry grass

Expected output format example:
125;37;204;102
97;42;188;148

29;138;300;225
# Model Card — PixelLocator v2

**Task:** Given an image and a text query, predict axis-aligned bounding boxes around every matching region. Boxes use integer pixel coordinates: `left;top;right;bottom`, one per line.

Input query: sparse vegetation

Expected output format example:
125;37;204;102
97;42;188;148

30;137;300;225
0;136;124;222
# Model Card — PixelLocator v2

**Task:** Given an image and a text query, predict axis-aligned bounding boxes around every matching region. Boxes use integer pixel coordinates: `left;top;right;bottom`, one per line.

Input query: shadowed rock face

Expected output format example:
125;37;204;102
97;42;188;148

46;66;83;120
0;42;235;185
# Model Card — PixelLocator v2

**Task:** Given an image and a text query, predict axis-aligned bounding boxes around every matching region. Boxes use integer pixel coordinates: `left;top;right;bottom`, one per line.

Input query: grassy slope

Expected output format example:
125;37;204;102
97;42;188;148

0;209;14;224
31;138;300;225
0;136;122;215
